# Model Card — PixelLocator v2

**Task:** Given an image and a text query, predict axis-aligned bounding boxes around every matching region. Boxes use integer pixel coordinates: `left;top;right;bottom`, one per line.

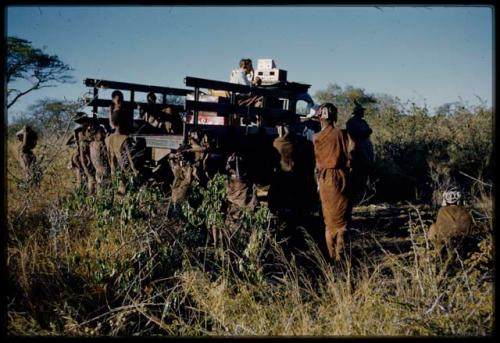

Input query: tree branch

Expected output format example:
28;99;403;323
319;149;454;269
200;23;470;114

7;82;41;109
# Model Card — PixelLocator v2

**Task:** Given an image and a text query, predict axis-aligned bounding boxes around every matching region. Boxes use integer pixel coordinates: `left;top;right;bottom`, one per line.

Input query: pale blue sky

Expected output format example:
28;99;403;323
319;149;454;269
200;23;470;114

6;5;494;119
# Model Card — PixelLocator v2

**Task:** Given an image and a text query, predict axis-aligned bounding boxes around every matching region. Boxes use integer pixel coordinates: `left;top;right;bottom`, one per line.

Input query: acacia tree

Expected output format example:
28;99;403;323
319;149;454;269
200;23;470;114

6;36;74;109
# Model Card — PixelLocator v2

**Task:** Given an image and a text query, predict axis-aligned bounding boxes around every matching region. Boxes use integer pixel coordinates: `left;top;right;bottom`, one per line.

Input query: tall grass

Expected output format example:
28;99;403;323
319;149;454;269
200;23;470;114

6;136;493;336
6;99;494;336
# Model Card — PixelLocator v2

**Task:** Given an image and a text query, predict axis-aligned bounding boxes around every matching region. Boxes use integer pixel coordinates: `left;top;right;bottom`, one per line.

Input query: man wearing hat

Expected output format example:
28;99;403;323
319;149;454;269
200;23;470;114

346;101;374;203
428;188;474;253
313;103;355;262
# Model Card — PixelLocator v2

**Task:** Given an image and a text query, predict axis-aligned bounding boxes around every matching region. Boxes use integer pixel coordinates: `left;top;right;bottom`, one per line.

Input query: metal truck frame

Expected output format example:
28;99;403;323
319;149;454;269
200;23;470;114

83;76;315;166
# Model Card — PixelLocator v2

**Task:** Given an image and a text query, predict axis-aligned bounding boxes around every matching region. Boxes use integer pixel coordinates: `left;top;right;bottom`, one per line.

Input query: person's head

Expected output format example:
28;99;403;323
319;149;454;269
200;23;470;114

201;133;211;146
76;128;85;141
239;58;253;73
16;128;25;141
188;128;202;143
82;122;96;141
245;59;253;72
110;111;130;135
74;111;90;125
94;126;106;141
352;101;365;117
147;92;157;104
441;188;463;206
318;103;338;126
225;153;246;177
111;90;124;105
162;106;173;115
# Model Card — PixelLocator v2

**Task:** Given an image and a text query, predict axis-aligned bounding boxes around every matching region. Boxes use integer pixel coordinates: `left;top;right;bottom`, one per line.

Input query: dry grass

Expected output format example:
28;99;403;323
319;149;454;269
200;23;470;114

6;132;494;337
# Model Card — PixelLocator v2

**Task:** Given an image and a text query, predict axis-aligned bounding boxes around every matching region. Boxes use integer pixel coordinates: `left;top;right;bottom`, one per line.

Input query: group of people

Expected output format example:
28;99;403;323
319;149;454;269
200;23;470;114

168;100;375;261
311;102;474;259
16;86;474;262
66;89;175;195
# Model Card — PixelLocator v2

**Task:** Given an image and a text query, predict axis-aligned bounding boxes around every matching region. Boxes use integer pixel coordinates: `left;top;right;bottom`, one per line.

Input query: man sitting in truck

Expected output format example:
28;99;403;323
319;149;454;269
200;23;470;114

230;58;258;86
229;59;263;116
139;92;182;135
109;90;134;134
161;105;183;134
139;92;161;130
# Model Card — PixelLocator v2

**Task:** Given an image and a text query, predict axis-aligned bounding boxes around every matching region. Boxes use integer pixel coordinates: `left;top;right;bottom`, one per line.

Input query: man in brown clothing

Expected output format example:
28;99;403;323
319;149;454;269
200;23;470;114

109;90;134;134
183;129;209;186
269;122;299;217
168;151;194;205
106;112;139;195
89;125;111;191
79;122;98;194
346;101;374;202
428;189;474;252
16;125;38;185
313;103;355;262
223;153;257;238
67;126;86;188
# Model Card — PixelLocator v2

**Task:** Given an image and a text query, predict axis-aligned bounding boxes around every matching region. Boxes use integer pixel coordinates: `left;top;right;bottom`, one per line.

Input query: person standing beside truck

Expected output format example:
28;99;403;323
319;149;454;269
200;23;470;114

313;103;355;263
269;122;299;219
346;101;374;203
89;125;111;192
66;126;86;188
79;121;98;194
106;108;140;195
223;153;257;237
